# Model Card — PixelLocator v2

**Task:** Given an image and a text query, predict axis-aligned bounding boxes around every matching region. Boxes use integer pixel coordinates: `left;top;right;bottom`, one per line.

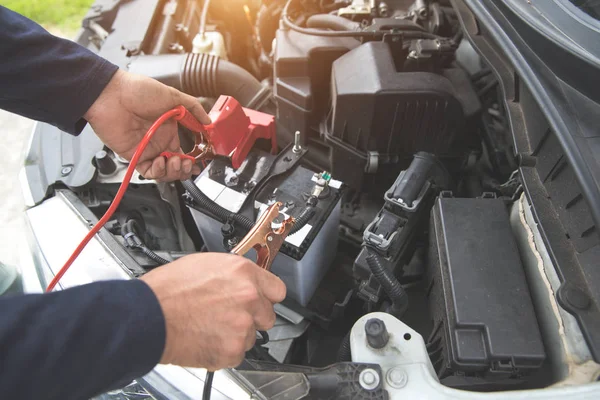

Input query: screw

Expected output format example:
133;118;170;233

61;166;73;177
267;236;273;242
386;367;408;389
293;131;302;154
359;368;380;391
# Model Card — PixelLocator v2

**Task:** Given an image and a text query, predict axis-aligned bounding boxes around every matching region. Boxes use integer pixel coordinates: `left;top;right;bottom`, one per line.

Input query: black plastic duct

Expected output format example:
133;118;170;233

128;53;269;108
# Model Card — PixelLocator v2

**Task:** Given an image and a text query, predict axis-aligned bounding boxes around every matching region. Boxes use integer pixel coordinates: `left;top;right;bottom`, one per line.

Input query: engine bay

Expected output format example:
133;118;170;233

54;0;599;395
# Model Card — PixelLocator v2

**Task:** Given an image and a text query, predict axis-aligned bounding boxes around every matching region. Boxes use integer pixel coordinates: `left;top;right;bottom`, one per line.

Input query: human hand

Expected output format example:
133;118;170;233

84;69;210;181
140;253;286;370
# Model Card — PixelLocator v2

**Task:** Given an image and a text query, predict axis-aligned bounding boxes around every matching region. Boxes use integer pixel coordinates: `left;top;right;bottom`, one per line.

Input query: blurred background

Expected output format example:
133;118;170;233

0;1;92;266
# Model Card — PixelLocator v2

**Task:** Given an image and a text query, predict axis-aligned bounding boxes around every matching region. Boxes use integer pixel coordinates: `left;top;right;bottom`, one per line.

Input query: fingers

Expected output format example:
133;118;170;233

178;92;211;125
137;155;200;181
253;296;278;331
150;157;166;178
245;330;257;351
253;268;287;304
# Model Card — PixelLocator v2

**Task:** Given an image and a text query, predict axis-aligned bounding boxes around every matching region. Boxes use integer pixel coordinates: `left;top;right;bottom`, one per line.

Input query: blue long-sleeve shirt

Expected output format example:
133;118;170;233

0;6;167;399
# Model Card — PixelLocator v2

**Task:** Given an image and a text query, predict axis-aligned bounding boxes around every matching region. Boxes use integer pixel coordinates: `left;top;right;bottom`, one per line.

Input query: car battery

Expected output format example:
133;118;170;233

187;150;342;306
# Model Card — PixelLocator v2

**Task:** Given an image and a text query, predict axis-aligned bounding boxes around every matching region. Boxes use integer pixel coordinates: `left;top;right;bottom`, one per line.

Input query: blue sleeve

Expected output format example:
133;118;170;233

0;5;119;135
0;280;166;400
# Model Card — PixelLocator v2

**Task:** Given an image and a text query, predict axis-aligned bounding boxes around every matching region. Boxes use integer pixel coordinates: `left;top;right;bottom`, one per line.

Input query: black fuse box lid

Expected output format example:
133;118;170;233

429;197;545;373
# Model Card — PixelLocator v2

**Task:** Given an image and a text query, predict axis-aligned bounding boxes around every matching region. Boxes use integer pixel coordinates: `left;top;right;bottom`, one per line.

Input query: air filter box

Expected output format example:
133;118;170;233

426;196;545;388
328;41;480;188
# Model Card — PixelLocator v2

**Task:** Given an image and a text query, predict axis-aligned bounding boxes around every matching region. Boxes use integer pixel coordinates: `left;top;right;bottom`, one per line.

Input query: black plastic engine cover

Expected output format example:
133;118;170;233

273;28;359;146
328;42;480;188
426;196;545;388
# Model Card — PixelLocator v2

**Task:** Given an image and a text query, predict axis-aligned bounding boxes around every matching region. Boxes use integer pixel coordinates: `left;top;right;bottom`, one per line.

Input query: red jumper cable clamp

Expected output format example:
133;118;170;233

160;95;277;169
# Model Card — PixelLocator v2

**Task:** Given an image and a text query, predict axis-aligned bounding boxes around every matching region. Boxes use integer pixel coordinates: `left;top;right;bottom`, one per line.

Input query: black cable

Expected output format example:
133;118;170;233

140;246;170;265
337;331;352;361
202;371;214;400
289;207;315;235
121;219;170;266
256;330;270;346
281;0;441;39
202;331;269;399
365;251;409;318
183;179;255;231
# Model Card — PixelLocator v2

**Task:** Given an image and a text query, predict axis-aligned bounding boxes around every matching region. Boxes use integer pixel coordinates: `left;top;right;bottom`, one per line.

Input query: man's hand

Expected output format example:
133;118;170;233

140;253;286;370
84;69;210;181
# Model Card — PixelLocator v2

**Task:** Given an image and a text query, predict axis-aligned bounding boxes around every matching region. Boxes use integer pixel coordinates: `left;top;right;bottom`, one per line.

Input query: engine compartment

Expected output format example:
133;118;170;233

51;0;600;395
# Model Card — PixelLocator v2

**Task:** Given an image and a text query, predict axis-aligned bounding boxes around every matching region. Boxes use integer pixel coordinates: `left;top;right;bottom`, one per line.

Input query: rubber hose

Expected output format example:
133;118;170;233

289;207;315;235
306;14;360;31
128;53;267;108
182;180;255;231
365;252;409;318
337;331;352;362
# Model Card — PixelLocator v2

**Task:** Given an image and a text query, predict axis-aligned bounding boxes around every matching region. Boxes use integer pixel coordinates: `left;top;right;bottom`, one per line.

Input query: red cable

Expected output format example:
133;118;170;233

46;108;184;292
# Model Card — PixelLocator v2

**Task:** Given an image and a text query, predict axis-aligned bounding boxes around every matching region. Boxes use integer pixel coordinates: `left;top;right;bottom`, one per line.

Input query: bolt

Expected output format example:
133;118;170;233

365;318;390;349
293;131;302;154
267;235;273;242
61;166;73;177
221;223;235;238
386;367;408;389
359;368;380;391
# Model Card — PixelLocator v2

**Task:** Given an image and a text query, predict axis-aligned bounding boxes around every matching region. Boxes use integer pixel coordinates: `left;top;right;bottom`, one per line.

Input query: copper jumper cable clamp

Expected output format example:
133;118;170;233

230;202;295;271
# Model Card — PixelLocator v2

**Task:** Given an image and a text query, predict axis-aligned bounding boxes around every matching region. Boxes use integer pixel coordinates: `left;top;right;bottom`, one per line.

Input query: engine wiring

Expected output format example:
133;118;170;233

121;219;170;266
281;0;442;39
45;107;190;292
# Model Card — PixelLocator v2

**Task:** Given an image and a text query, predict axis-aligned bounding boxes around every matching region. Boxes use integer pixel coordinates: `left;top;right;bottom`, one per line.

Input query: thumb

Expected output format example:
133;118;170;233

178;92;211;125
254;269;287;304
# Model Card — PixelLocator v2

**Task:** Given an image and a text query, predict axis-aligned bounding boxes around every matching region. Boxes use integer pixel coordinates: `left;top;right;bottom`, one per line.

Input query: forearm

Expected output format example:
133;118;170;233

0;6;118;135
0;280;165;399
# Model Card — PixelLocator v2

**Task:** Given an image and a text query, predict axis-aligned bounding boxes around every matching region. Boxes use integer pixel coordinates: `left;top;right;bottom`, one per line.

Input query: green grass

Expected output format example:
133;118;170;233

4;0;94;35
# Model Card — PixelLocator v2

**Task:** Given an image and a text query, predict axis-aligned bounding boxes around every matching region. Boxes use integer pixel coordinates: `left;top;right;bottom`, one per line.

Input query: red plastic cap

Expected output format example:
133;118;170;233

207;96;276;169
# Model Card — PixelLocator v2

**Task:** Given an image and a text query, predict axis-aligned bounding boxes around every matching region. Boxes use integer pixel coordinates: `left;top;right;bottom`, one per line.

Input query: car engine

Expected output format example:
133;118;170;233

64;0;562;394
